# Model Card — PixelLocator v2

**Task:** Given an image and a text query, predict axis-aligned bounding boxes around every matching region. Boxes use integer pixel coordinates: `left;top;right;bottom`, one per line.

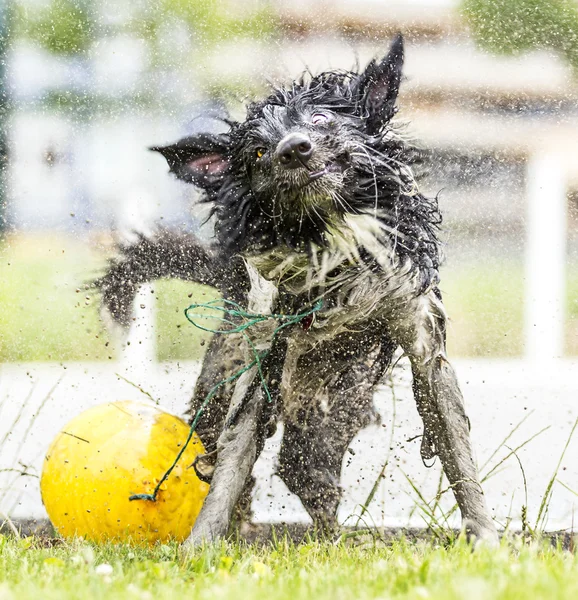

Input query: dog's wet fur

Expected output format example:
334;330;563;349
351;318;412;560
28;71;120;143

96;35;498;545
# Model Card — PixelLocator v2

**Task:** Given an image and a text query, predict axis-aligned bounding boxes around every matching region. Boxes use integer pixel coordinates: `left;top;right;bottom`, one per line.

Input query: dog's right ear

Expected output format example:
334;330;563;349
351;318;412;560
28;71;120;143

150;133;230;189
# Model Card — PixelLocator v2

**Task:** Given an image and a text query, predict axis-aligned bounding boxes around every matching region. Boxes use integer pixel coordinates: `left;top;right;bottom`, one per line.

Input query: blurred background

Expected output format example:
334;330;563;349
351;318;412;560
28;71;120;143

1;0;577;362
2;0;578;531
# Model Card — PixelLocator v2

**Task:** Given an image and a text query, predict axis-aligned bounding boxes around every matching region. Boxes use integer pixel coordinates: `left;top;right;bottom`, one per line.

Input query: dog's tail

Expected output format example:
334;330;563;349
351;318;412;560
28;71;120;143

93;229;249;327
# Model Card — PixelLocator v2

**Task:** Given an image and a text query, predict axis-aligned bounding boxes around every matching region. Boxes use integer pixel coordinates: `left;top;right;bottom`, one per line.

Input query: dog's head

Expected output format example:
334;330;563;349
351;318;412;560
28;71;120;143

153;35;414;253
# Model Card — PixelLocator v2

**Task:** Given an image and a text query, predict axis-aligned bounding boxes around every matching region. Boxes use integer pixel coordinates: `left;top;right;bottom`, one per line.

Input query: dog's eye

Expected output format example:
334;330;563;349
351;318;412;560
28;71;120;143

311;113;329;125
255;147;266;159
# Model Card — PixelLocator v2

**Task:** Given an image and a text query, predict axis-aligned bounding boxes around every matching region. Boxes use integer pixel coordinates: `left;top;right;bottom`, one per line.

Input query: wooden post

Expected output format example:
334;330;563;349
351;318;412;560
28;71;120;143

524;153;567;361
121;284;157;367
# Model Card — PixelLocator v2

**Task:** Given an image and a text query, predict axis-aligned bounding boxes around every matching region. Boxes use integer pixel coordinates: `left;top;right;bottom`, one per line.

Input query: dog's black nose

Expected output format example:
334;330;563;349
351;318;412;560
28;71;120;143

275;133;313;169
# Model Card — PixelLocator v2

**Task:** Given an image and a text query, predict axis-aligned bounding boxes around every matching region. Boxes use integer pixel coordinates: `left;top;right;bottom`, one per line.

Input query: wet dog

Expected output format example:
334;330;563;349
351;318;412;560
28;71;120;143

97;35;498;546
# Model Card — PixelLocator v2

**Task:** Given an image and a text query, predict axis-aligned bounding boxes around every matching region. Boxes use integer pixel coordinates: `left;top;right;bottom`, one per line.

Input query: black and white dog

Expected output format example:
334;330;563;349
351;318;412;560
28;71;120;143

97;35;498;545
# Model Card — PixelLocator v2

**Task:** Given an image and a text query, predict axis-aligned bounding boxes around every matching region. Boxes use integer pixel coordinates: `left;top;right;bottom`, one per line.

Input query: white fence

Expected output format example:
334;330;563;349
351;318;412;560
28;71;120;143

2;353;578;531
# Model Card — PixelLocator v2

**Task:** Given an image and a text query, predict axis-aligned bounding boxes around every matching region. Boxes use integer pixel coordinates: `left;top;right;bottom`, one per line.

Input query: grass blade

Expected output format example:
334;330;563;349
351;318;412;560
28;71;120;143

535;417;578;532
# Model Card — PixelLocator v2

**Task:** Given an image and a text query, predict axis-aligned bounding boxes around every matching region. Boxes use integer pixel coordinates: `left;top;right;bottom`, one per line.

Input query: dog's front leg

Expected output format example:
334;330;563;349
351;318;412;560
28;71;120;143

411;356;498;545
186;365;266;546
185;263;279;547
393;292;498;546
188;332;245;455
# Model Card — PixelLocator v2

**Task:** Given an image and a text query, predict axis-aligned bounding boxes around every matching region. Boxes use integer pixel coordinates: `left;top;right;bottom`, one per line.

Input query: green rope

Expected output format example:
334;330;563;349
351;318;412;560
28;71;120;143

129;298;322;503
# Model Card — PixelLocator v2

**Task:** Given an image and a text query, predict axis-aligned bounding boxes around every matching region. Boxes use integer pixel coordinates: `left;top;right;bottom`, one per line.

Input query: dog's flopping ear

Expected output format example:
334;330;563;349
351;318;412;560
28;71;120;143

358;33;404;134
150;133;230;189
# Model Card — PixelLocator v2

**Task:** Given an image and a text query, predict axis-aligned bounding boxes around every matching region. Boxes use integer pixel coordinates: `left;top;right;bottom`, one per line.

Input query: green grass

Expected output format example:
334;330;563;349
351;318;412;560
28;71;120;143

155;279;220;362
0;234;112;361
0;535;577;599
566;265;578;355
1;233;576;361
441;259;525;358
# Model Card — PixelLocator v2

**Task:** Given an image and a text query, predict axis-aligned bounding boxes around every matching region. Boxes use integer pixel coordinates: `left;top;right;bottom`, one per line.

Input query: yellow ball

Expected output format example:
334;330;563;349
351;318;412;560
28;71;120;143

40;401;209;545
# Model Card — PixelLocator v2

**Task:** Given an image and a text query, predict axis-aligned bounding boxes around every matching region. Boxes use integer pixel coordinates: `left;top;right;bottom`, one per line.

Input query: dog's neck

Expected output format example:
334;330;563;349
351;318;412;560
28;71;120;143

243;212;399;295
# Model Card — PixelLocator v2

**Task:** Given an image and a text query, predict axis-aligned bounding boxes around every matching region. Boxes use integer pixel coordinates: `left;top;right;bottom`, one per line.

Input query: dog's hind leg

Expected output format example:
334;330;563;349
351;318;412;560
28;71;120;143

277;331;396;530
392;291;498;545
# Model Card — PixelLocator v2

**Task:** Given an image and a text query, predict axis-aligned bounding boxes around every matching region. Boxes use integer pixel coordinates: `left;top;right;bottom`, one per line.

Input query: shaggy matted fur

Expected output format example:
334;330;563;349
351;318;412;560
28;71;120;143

96;35;498;546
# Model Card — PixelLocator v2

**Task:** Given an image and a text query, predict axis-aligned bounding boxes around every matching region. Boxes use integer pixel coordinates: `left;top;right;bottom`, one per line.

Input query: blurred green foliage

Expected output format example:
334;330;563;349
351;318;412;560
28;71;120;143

11;0;276;57
462;0;578;70
13;0;94;55
138;0;277;47
9;0;277;100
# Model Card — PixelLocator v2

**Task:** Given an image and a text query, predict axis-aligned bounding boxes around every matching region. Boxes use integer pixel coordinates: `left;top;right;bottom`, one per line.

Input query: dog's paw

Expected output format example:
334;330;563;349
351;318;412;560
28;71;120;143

465;520;500;550
182;532;211;551
183;511;229;549
181;527;218;552
191;450;218;484
419;427;437;464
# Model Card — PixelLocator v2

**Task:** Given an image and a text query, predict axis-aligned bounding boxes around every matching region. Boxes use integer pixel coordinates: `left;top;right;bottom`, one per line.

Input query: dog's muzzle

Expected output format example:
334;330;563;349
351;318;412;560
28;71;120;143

275;133;313;170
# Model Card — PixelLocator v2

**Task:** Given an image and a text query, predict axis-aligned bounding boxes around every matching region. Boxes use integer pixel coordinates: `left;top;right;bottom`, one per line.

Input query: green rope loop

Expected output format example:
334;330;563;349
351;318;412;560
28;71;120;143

129;298;322;503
